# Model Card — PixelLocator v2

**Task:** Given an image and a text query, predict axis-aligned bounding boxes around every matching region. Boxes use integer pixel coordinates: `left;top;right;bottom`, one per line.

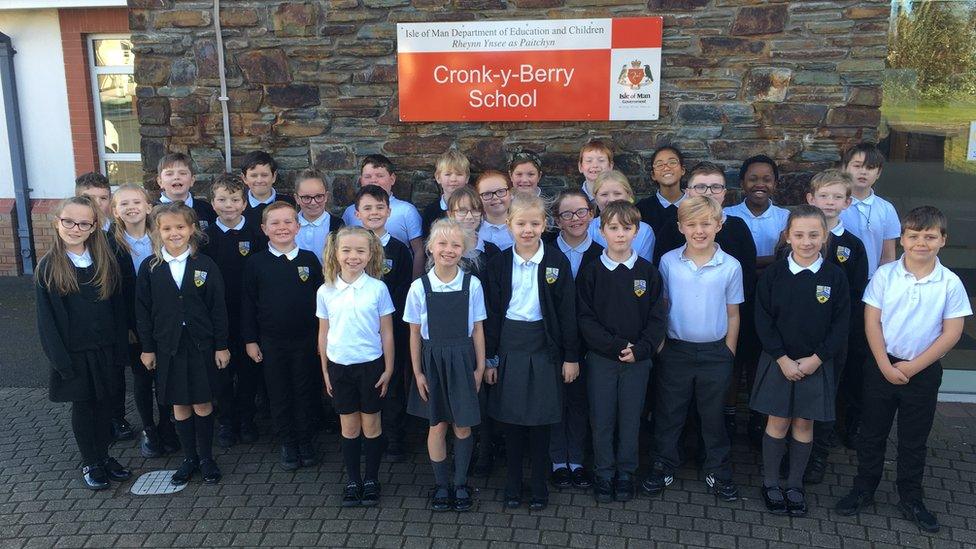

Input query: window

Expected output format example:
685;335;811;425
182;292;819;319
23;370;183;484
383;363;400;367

88;35;141;186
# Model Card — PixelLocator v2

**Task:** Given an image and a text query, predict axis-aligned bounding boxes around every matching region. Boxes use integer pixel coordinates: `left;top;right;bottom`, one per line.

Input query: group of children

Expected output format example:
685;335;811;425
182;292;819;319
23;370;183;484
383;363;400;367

35;140;970;533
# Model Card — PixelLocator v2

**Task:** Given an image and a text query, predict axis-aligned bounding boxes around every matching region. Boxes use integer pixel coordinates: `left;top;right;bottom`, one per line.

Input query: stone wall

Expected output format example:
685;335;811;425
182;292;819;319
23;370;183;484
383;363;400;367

131;0;889;208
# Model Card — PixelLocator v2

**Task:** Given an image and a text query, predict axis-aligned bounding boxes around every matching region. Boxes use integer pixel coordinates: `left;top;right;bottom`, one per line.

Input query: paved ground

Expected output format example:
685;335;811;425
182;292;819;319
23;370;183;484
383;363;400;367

2;276;976;548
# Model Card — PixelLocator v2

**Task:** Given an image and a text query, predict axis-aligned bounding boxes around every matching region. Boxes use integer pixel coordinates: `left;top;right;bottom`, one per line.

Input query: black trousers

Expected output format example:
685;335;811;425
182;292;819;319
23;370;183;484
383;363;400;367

551;363;588;467
380;348;406;444
504;423;551;500
854;356;941;502
71;398;113;465
588;353;650;481
653;339;733;479
261;337;317;445
217;339;259;428
812;336;867;458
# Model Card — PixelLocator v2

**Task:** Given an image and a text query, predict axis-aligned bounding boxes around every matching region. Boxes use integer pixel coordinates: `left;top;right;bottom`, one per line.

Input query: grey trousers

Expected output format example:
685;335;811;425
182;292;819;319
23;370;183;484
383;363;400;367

652;339;733;479
587;352;652;481
550;363;588;466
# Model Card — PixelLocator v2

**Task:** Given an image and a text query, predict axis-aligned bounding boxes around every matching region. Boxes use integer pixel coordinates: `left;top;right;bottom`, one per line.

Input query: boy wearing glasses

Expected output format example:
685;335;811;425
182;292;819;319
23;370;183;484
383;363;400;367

295;169;343;263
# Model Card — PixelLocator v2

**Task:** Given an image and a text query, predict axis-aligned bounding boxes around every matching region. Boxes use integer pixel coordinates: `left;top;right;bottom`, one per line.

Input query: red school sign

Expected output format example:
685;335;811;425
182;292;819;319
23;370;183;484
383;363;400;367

396;17;663;122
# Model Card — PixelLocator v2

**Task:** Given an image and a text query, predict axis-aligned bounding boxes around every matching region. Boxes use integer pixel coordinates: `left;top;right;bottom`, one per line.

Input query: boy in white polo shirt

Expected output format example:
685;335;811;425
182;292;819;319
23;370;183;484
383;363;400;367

643;196;744;502
724;155;790;269
838;142;900;278
835;206;972;533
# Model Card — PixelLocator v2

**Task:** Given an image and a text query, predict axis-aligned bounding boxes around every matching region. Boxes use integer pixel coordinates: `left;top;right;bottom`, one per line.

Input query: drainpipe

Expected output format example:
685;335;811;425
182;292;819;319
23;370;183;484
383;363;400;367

0;32;35;275
213;0;232;172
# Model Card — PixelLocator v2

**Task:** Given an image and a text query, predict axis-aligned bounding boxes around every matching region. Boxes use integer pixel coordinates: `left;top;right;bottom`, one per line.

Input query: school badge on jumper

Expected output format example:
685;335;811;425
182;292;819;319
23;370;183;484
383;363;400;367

199;220;210;232
382;259;393;275
545;267;559;284
238;241;250;256
634;279;647;297
193;270;207;287
835;246;850;263
298;265;310;282
816;285;831;304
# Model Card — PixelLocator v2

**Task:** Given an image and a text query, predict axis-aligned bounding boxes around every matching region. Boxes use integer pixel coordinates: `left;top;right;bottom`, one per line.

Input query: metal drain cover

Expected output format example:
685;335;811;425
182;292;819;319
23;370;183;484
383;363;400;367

130;470;186;495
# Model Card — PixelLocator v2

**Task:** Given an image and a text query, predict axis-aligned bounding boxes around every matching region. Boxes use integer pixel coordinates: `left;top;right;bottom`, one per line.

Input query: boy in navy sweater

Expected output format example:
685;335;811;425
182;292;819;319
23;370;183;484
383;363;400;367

156;152;217;230
202;174;264;446
242;202;324;469
241;151;295;229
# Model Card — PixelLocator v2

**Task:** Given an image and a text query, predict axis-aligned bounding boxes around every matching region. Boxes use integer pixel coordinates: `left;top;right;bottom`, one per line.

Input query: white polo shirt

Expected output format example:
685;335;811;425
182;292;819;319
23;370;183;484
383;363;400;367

247;189;277;208
296;211;333;263
162;248;190;288
556;234;593;278
67;249;93;268
403;269;488;339
838;191;900;278
342;195;423;249
315;272;395;365
506;245;544;321
659;245;744;343
588;218;656;262
723;201;790;257
862;256;972;361
479;220;514;250
123;231;153;273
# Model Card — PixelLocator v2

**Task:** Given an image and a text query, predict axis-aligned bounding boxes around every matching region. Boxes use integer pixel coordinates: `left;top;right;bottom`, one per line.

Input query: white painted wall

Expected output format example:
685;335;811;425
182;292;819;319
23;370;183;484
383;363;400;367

0;10;75;199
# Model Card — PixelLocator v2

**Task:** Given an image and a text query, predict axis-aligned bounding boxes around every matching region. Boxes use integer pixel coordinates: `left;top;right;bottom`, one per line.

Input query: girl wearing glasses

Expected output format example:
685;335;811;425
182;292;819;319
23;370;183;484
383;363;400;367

295;169;343;263
36;197;130;491
474;170;515;251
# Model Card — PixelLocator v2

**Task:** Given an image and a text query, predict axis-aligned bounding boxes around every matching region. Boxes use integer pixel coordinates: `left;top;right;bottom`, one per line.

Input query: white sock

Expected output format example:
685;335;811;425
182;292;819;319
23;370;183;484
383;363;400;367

569;463;583;472
552;462;568;472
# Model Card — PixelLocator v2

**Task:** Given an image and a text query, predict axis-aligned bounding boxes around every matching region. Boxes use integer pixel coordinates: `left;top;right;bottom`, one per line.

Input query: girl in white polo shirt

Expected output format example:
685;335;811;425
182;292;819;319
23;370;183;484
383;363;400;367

316;226;395;508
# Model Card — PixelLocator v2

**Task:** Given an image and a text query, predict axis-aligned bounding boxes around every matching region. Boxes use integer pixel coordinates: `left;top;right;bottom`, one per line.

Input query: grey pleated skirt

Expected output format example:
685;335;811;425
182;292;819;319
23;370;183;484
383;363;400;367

407;336;481;428
488;320;561;426
749;352;835;422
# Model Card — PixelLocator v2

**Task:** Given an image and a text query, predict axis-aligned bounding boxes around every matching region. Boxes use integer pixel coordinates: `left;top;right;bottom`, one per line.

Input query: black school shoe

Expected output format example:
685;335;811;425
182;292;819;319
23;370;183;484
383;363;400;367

101;457;132;482
82;464;110;491
342;482;362;507
640;462;673;496
280;444;300;471
572;467;591;489
761;485;789;515
171;458;198;486
528;497;548;511
112;417;134;442
432;485;453;511
454;485;473;512
613;478;635;502
298;442;318;468
550;467;572;489
785;487;808;517
361;480;380;507
199;458;222;485
593;477;613;503
834;488;874;516
705;473;739;502
216;423;237;448
140;427;163;458
898;499;940;533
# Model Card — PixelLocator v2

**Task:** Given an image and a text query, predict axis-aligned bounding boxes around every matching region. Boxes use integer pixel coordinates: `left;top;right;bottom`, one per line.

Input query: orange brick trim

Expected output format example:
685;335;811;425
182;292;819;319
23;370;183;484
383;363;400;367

59;8;130;178
0;199;21;276
31;198;64;264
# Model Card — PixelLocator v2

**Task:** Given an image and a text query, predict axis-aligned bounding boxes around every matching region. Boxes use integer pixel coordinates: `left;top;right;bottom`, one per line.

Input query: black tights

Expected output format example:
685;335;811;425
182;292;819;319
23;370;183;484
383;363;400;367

503;423;551;500
71;399;112;466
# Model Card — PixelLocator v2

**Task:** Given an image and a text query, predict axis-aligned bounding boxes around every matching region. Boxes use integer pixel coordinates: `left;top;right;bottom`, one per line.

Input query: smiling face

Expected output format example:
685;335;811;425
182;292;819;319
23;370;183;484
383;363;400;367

555;195;592;241
509;207;546;250
901;226;946;264
212;187;246;224
600;213;639;257
843;152;882;196
156;212;194;256
157;162;194;201
449;195;482;232
57;203;97;252
355;194;391;232
261;207;299;250
243;163;277;200
578;150;612;183
806;182;851;221
113;188;152;228
651;149;684;190
678;213;721;253
477;175;512;219
594;180;631;210
428;228;465;270
435;167;469;199
360;164;396;194
786;216;827;264
741;162;777;208
295;178;330;220
510;161;541;193
336;233;371;277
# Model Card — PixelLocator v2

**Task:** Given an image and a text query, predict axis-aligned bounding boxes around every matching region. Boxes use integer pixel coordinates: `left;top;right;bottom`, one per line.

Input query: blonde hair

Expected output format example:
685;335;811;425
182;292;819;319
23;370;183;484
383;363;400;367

808;169;853;198
110;184;153;256
677;195;723;224
426;218;477;271
147;203;205;270
37;197;119;301
592;170;635;203
261;201;299;224
322;226;385;284
506;192;547;225
434;149;470;177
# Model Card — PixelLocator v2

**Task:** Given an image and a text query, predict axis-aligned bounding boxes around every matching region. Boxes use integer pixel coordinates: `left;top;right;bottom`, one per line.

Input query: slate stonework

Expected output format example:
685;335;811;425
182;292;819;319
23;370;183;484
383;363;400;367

132;0;888;209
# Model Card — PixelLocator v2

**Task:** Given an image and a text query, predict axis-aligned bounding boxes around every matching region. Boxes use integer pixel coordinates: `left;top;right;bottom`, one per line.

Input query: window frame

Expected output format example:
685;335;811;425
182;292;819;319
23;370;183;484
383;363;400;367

86;33;140;182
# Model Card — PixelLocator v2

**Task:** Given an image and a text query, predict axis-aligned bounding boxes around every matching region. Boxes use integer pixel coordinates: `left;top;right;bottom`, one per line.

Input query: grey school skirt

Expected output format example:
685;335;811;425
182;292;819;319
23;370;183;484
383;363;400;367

749;352;835;422
488;320;561;426
407;336;481;428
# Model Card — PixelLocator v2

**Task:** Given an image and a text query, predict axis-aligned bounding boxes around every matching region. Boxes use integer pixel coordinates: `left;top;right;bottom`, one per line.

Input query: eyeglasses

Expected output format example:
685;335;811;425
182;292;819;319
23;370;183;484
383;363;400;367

59;218;95;231
557;208;591;221
690;184;727;194
297;194;327;204
479;188;510;200
653;158;681;169
452;209;481;218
